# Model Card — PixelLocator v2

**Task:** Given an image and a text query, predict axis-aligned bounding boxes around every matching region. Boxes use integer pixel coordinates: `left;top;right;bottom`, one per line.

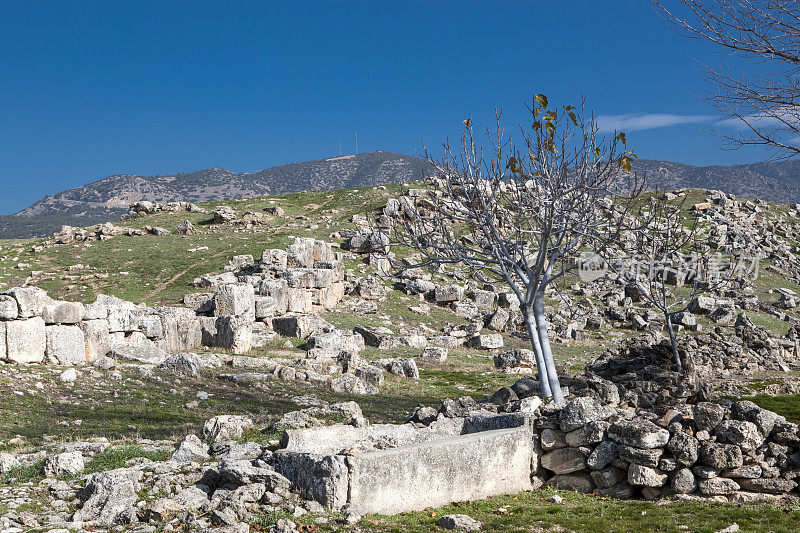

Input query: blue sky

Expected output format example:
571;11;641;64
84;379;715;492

0;0;765;214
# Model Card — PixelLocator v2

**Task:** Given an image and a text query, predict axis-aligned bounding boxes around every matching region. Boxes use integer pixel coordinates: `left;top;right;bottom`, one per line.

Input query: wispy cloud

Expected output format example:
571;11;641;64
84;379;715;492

717;106;800;130
596;113;717;133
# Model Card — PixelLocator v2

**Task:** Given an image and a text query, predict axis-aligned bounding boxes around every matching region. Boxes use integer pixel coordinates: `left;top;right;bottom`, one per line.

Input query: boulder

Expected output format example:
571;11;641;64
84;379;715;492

698;477;740;496
700;443;743;470
6;287;51;318
159;353;202;377
73;468;143;525
330;374;379;395
215;283;255;320
43;451;84;477
438;514;482;532
42;301;84;324
6;317;46;363
202;415;255;442
716;420;763;452
540;447;586;474
667;432;699;466
171;434;210;463
559;396;609;432
627;464;667;487
671;468;697;494
608;419;670;449
109;337;168;365
45;325;86;365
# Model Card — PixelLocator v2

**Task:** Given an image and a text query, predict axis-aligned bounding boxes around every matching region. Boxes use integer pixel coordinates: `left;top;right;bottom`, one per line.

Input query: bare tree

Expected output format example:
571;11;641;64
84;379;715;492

617;196;706;374
655;0;800;160
387;95;644;403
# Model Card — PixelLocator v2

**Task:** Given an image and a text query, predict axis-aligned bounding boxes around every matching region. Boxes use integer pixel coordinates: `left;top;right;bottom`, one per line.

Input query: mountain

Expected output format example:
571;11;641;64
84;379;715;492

3;152;434;238
6;153;800;240
631;159;800;204
16;152;435;218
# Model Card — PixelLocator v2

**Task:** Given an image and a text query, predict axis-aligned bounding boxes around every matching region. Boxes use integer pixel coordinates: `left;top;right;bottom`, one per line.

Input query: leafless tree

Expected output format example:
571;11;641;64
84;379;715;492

387;95;645;403
655;0;800;160
618;196;706;374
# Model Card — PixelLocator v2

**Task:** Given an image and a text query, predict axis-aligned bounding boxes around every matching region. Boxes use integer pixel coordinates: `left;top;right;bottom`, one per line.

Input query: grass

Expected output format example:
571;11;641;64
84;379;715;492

83;445;172;474
253;487;800;533
745;394;800;424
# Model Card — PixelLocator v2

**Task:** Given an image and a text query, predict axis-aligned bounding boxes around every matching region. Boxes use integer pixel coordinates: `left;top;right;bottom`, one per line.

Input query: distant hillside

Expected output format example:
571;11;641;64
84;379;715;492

7;152;800;239
15;152;435;219
632;159;800;204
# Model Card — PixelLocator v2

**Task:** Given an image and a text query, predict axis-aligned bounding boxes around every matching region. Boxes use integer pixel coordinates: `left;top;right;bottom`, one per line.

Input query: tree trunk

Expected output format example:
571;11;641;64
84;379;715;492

533;295;564;403
523;306;553;400
666;314;682;373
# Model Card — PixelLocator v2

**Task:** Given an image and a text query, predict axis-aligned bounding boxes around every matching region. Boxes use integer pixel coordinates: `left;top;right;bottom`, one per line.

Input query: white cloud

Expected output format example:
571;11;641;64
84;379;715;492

596;113;717;133
717;106;800;130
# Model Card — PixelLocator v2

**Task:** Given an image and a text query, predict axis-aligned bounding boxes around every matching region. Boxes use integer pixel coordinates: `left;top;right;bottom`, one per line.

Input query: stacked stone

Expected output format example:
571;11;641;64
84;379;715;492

122;201;205;220
534;395;800;500
0;288;202;366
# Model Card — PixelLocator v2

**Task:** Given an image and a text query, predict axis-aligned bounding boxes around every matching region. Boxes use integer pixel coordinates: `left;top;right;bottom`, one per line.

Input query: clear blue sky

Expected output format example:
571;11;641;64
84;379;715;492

0;0;764;215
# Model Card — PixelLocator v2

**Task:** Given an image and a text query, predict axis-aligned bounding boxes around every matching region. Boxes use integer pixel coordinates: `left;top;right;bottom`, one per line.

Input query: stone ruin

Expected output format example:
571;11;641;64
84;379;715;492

0;238;347;369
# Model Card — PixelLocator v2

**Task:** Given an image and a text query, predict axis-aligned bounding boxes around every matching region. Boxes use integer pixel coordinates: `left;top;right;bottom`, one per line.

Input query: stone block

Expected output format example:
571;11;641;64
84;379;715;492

80;319;111;362
45;325;86;365
6;317;46;363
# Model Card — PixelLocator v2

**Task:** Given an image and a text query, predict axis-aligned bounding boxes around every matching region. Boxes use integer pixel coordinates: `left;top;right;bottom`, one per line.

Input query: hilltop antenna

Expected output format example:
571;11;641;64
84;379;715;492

355;132;358;154
339;140;342;156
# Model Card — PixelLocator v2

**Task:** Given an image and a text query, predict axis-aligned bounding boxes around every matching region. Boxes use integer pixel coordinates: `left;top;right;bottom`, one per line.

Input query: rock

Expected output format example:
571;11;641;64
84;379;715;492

627;464;667;487
587;440;618;470
546;473;595;493
139;497;185;523
6;317;46;363
43;301;84;324
59;368;78;383
714;525;739;533
421;346;448;362
202;415;255;442
694;402;726;431
219;459;291;491
356;277;386;300
565;421;608;447
608;419;670;449
159;352;202;377
466;334;503;350
73;468;143;525
541;447;586;474
6;287;51;318
0;295;18;319
667;432;699;466
618;445;662;467
437;514;481;531
590;467;626;489
519;396;543;413
540;428;567;450
716;420;762;452
698;477;740;496
0;452;20;473
493;349;535;372
45;325;86;365
330;374;379;395
355;365;384;387
43;451;84;477
177;220;197;235
170;434;210;463
736;478;797;494
671;468;697;494
435;284;464;303
700;443;743;470
559;397;609;432
215;283;255;320
109;337;168;365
